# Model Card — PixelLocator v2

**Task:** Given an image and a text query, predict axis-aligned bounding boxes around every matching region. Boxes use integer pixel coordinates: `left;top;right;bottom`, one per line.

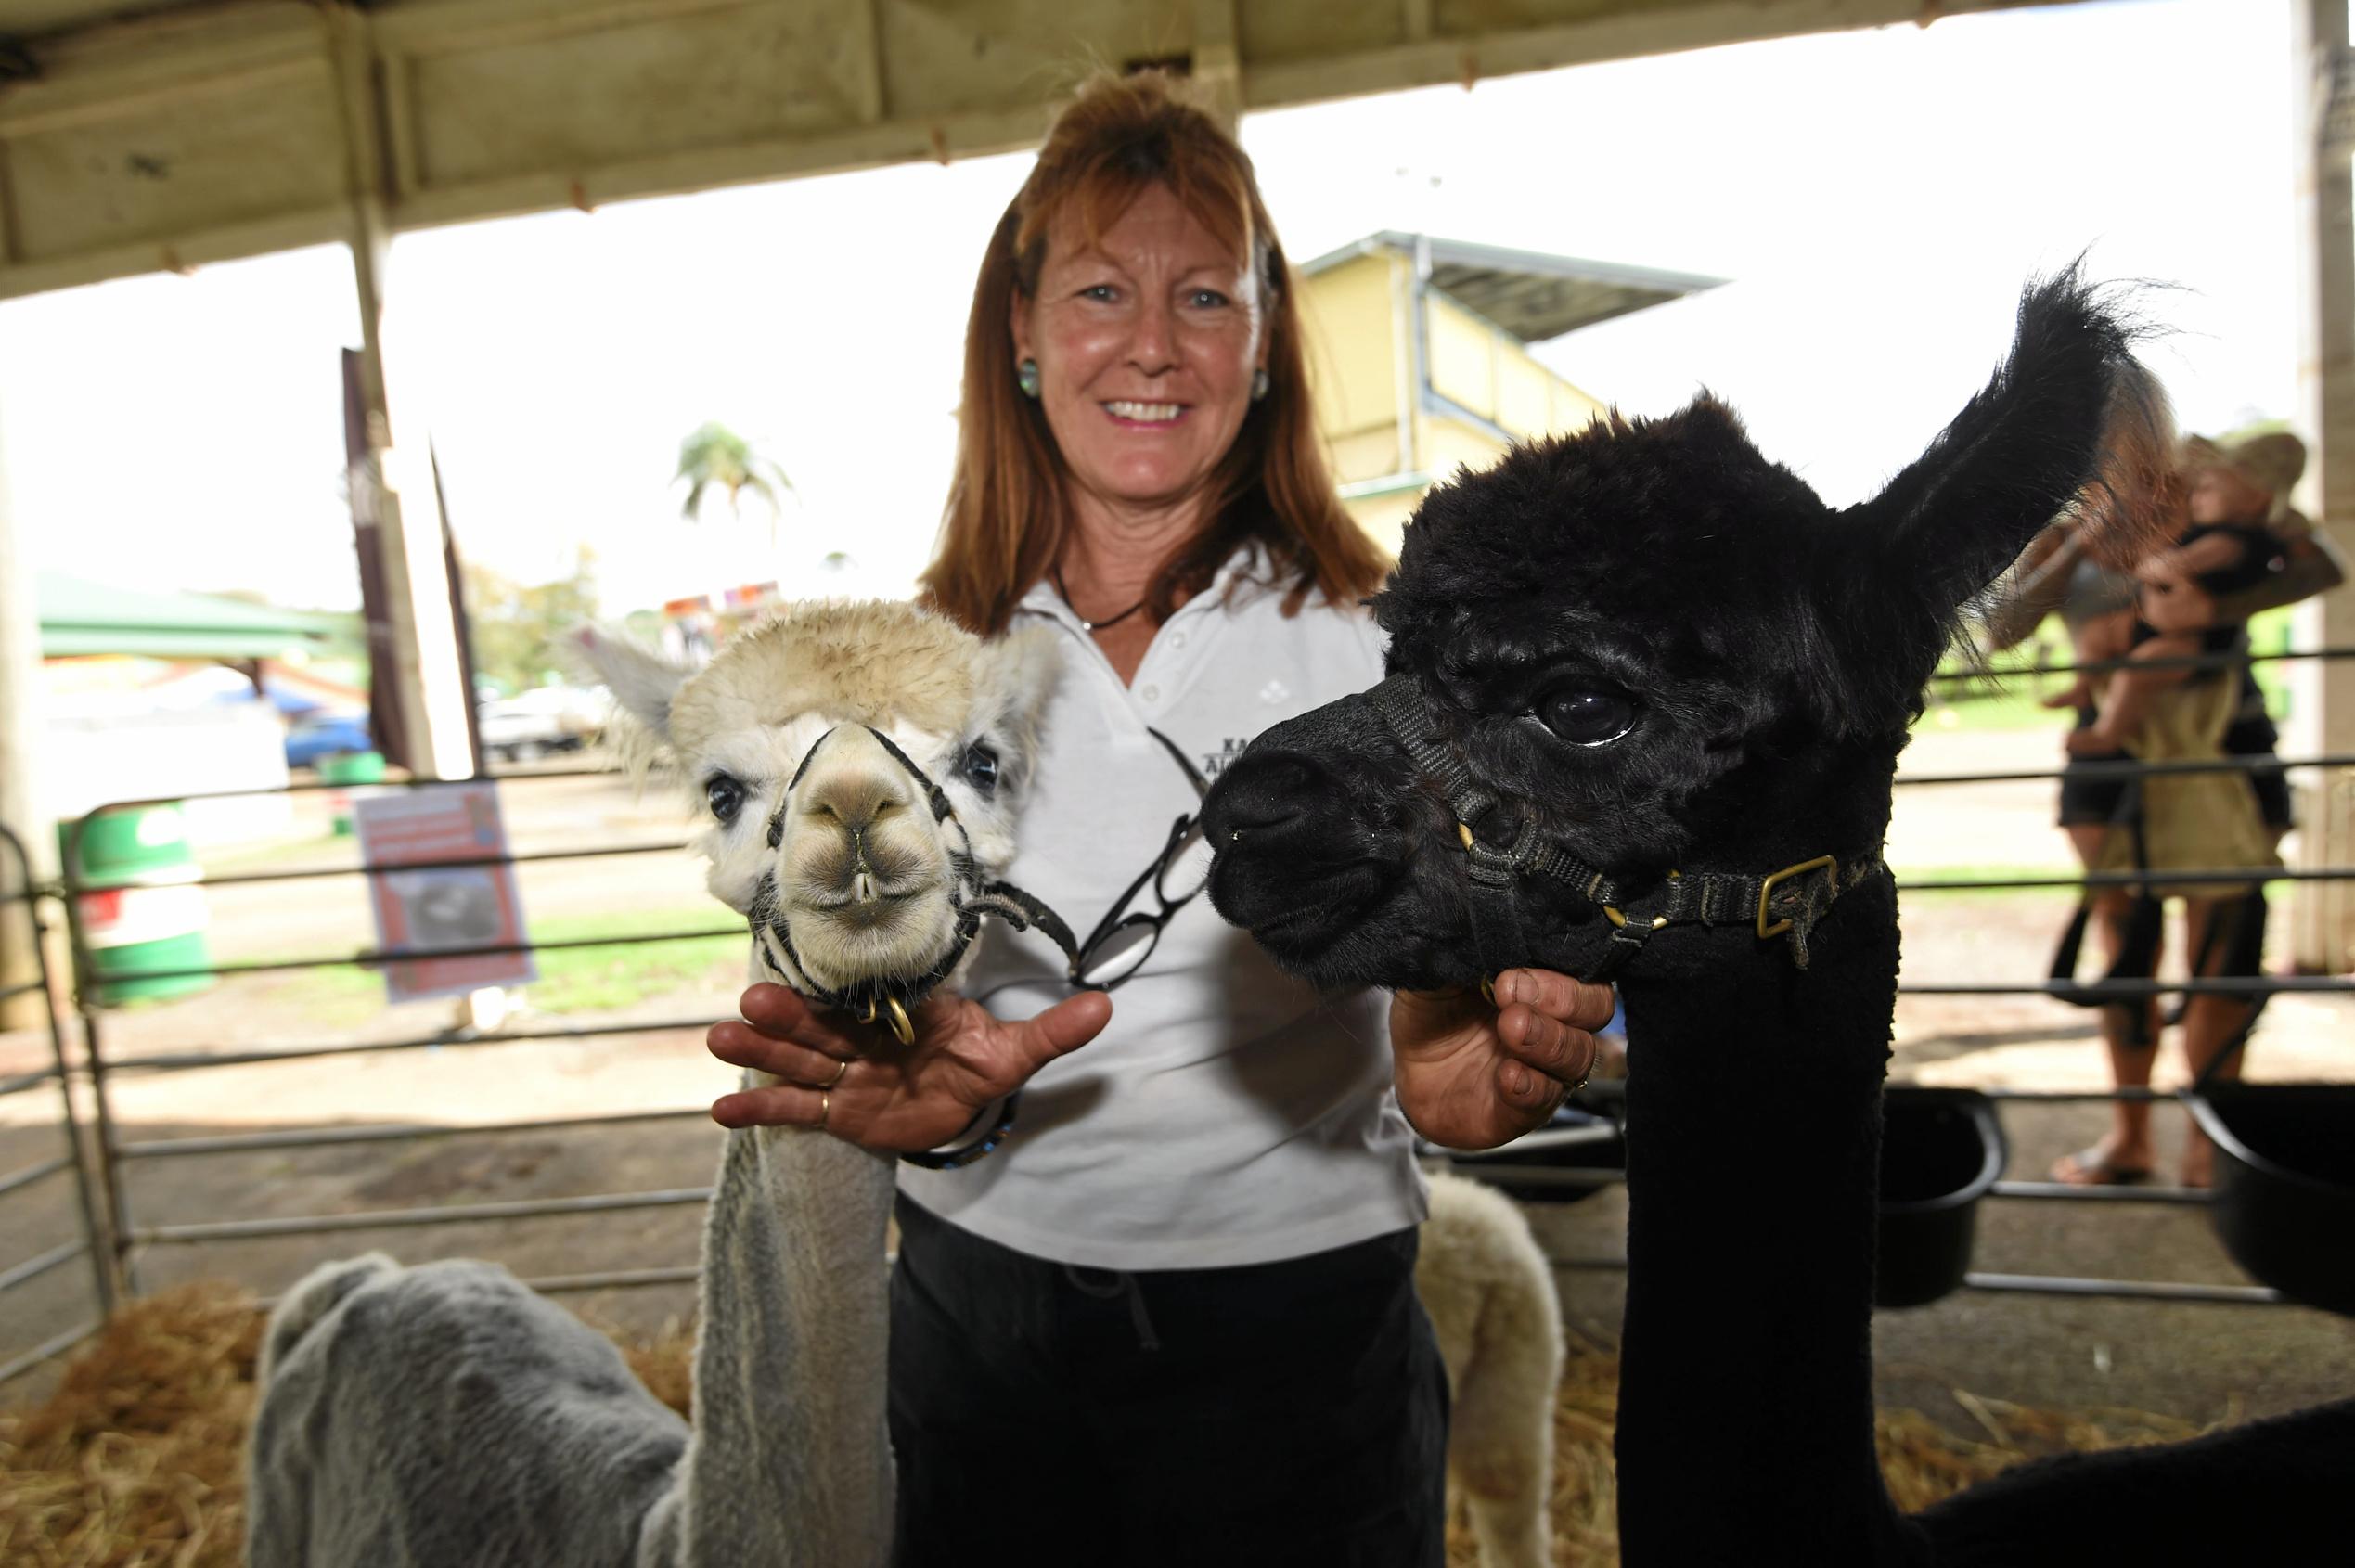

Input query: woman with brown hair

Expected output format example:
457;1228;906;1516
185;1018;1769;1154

702;71;1608;1564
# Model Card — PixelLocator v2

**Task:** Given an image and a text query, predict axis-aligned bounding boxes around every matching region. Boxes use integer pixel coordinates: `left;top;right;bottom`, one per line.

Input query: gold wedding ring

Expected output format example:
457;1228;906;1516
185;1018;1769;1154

824;1057;851;1088
817;1090;830;1130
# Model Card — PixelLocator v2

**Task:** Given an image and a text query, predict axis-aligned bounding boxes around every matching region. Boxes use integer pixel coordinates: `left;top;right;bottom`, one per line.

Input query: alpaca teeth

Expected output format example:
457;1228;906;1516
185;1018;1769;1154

1106;401;1182;422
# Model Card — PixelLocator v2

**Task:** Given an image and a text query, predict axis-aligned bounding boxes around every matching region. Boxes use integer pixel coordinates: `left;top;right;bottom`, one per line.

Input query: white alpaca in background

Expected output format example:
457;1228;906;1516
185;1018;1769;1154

247;602;1061;1568
1421;1169;1565;1568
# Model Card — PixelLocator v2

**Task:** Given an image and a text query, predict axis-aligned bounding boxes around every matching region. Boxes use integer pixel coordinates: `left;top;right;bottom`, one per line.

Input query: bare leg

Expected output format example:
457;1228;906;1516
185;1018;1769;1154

2053;825;2159;1182
2178;894;2258;1189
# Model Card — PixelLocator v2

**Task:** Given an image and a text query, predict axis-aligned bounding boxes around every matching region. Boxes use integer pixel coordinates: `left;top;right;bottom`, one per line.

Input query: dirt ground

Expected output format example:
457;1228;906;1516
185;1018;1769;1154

5;732;2351;1431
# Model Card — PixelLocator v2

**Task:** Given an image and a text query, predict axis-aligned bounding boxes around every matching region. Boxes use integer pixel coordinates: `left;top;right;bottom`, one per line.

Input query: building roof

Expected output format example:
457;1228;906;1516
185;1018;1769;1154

1299;232;1726;343
36;572;343;660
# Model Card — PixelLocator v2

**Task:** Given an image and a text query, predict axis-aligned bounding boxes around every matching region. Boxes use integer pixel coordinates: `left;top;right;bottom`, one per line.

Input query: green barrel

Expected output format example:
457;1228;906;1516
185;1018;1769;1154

64;805;214;1006
319;751;388;836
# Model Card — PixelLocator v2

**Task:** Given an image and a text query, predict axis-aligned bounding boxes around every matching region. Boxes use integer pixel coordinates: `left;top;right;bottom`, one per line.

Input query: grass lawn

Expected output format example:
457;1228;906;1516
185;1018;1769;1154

262;906;741;1021
199;833;367;878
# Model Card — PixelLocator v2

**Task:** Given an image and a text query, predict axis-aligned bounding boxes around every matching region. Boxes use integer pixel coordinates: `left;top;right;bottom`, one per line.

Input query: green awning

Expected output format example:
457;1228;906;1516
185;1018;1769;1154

37;572;341;660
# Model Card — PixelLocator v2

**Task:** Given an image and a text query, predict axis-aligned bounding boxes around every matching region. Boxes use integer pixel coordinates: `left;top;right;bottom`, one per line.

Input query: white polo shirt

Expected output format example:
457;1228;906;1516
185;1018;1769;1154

897;548;1426;1270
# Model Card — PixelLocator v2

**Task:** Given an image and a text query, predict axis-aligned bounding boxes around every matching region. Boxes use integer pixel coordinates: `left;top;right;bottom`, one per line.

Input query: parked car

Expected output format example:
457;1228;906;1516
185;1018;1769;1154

476;686;602;764
284;711;375;770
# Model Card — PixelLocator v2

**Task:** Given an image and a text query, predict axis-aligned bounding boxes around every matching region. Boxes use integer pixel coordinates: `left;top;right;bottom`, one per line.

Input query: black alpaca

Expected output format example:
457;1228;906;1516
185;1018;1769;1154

1202;274;2355;1565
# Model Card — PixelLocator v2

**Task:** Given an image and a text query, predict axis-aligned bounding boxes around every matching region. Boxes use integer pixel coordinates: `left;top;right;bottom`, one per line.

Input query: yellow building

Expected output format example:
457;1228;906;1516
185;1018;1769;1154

1297;233;1722;552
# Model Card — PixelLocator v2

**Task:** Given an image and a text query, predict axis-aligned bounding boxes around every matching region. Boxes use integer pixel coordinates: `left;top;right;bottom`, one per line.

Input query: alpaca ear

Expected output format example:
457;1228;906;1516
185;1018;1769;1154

977;625;1063;788
990;624;1063;728
567;623;694;740
1847;268;2173;618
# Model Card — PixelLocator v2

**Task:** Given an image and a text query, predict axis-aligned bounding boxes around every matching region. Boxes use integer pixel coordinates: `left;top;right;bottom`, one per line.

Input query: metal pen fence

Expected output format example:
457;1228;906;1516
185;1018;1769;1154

48;770;737;1313
0;822;115;1383
1;642;2351;1381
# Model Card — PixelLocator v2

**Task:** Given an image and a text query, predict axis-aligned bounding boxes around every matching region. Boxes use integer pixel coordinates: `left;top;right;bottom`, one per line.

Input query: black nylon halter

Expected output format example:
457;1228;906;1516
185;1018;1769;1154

1365;673;1881;979
749;724;1081;1038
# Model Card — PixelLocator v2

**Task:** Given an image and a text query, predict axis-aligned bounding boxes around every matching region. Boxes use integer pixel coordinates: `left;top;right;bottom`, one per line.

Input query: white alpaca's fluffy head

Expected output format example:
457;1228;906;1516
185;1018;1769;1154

575;603;1060;1001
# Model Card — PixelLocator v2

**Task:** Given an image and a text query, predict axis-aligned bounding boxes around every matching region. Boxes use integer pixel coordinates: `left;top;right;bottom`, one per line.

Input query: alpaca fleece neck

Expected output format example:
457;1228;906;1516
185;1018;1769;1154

637;1083;897;1565
1614;872;1930;1567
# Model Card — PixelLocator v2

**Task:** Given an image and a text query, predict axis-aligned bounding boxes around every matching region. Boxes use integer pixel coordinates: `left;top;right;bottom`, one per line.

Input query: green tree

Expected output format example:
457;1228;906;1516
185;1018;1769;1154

675;422;793;542
463;547;599;696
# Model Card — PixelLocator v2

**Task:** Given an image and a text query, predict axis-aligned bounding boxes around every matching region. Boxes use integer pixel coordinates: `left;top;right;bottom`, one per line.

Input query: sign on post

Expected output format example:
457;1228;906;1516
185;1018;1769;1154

355;783;535;1004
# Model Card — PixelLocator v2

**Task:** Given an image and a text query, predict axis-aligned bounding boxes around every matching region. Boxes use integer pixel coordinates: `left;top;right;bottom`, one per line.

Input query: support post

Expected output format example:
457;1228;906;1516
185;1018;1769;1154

0;394;54;1031
2293;0;2355;973
1190;0;1242;134
328;4;474;781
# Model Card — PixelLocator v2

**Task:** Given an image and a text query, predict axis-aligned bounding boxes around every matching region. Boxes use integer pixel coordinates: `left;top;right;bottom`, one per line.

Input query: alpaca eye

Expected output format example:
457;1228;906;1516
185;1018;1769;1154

705;775;746;823
1536;688;1636;747
961;743;1000;794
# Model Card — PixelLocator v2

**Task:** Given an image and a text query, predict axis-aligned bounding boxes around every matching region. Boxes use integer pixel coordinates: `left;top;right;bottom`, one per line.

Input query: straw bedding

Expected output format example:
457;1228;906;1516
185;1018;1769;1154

2;1284;2205;1567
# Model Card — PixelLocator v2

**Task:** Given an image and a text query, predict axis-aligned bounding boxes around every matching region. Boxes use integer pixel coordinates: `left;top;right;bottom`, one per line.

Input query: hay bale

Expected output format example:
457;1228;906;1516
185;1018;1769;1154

1;1281;260;1568
1;1287;2226;1568
598;1314;695;1420
1431;1327;2206;1568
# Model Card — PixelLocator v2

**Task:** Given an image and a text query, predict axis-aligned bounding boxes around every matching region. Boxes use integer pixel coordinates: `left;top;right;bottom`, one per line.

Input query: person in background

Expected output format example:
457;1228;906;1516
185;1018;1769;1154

2000;431;2343;1187
701;72;1611;1566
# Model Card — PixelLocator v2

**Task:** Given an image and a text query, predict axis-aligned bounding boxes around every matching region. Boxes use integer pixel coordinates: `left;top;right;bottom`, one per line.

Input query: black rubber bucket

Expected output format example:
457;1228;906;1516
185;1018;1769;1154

1875;1086;2006;1308
1440;1115;1627;1205
2185;1084;2355;1315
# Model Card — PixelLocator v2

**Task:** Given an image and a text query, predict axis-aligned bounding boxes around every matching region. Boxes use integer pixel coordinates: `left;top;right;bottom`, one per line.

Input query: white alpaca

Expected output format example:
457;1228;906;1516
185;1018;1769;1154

247;601;1062;1568
246;600;1562;1568
1419;1169;1564;1568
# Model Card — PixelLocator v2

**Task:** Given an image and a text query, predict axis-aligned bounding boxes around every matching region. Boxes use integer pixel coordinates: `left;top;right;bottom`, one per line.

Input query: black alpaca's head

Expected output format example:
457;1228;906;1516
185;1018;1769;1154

1204;271;2169;991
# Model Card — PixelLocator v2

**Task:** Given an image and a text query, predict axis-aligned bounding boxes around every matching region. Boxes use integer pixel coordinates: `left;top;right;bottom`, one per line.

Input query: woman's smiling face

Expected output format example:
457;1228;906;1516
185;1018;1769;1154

1012;182;1267;521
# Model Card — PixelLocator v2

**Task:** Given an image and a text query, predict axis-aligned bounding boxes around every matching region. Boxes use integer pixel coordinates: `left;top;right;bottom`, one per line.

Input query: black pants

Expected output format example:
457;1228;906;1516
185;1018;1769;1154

888;1195;1448;1568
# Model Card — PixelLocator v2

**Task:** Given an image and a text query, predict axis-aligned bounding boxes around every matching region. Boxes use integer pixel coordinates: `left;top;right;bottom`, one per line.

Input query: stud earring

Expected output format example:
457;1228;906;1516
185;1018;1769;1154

1017;358;1041;399
1250;367;1269;403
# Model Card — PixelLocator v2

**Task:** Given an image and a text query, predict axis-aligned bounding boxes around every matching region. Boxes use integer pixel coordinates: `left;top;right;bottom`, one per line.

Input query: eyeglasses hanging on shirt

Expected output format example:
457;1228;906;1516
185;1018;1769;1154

1070;728;1215;991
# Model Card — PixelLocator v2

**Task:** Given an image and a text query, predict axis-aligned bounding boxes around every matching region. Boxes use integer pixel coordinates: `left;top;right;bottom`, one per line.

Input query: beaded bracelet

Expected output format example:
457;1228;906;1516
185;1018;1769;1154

900;1092;1021;1172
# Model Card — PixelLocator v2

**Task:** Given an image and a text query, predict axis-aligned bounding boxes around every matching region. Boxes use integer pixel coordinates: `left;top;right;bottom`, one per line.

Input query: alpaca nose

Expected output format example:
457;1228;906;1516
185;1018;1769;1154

803;775;907;834
1203;752;1324;846
796;729;915;835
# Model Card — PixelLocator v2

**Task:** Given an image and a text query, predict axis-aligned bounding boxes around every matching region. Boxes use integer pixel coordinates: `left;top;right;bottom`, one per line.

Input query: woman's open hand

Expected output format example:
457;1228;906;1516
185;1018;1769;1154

706;983;1112;1152
1390;968;1612;1150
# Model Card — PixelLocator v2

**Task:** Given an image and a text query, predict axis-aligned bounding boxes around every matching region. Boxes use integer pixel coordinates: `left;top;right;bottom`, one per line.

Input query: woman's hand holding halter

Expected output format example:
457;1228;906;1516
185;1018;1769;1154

1390;968;1613;1151
705;983;1111;1151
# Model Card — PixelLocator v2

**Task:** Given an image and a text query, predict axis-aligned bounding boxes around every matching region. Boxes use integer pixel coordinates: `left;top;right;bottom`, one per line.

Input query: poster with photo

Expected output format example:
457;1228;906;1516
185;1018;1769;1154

355;783;536;1004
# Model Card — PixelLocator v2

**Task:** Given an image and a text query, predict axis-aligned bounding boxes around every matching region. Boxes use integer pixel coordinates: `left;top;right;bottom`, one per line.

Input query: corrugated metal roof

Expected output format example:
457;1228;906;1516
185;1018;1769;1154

1300;231;1725;342
0;1;2075;305
0;2;204;42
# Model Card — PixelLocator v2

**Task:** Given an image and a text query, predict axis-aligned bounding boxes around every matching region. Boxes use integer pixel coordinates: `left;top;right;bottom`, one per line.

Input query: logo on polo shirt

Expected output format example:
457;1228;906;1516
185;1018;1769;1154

1203;737;1254;778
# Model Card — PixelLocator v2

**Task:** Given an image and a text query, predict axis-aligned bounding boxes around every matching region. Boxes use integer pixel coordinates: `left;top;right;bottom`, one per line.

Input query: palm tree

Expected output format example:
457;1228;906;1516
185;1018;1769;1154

675;423;793;542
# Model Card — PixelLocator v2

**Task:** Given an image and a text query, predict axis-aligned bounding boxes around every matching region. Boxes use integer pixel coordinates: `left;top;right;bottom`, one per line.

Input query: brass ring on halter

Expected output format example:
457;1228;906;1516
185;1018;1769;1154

883;996;915;1047
1478;974;1497;1007
823;1056;851;1088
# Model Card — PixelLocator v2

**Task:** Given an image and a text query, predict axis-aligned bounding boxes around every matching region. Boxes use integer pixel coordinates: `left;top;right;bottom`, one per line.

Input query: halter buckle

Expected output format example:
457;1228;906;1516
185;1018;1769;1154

1757;855;1838;942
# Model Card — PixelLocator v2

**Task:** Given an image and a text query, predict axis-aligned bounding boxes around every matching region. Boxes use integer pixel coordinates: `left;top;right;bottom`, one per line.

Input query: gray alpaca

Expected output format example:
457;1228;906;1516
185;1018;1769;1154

248;602;1062;1568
